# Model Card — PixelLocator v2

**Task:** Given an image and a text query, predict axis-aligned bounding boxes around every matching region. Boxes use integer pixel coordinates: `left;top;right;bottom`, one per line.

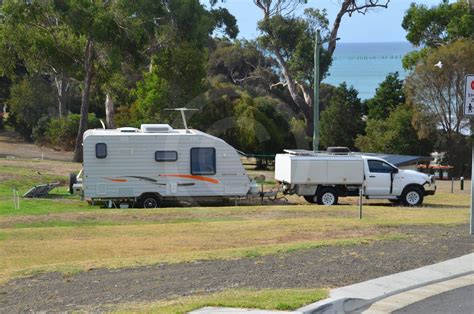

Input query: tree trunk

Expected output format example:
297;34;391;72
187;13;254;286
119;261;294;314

273;48;313;141
105;93;115;129
73;38;94;163
54;77;67;118
327;0;351;57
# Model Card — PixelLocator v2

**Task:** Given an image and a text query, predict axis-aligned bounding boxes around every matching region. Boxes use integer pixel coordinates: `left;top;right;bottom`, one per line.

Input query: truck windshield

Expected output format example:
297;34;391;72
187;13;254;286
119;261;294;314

368;160;396;173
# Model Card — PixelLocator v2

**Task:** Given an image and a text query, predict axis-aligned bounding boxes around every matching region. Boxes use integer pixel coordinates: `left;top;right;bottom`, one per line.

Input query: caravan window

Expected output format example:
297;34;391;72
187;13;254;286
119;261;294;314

190;147;216;175
155;151;178;162
96;143;107;158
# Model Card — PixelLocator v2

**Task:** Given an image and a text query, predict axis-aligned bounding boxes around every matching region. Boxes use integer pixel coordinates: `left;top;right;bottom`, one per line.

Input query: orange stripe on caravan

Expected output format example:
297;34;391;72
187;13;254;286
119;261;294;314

159;174;219;184
104;177;128;182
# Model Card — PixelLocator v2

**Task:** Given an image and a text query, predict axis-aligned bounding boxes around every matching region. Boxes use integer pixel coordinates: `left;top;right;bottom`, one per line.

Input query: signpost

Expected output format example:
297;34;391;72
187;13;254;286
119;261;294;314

464;74;474;235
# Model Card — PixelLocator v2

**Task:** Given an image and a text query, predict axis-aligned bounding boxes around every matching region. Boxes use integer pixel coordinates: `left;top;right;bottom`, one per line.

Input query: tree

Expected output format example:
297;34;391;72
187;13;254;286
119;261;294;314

402;0;473;48
0;1;82;118
127;0;238;128
6;77;55;140
254;0;389;142
0;1;167;161
208;39;278;92
365;72;405;120
405;40;474;174
319;83;364;150
402;0;474;69
355;105;433;155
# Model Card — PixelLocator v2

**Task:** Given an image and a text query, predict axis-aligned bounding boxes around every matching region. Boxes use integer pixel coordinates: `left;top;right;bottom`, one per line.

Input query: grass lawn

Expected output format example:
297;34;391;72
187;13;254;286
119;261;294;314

110;288;328;313
0;157;470;312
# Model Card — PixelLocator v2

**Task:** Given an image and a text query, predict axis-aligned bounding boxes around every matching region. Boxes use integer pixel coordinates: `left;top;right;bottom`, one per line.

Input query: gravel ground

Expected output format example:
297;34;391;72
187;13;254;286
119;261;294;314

0;224;472;312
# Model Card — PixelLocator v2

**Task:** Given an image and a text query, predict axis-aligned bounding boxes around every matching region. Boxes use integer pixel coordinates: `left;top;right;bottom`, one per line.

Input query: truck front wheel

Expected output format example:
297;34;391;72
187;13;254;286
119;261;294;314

401;187;424;206
317;188;338;206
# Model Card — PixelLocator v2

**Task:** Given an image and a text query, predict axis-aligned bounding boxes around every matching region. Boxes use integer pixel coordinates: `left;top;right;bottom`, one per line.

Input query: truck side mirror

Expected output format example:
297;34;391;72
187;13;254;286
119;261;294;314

392;168;399;174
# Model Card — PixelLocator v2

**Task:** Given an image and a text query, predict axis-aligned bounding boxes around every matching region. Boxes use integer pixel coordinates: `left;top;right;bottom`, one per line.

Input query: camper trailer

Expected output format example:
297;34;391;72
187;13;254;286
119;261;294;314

71;122;258;208
275;149;436;206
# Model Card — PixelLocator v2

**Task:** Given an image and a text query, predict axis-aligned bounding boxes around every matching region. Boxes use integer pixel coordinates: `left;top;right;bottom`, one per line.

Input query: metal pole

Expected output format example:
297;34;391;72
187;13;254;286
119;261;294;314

471;143;474;235
359;187;363;219
451;177;454;193
313;30;321;152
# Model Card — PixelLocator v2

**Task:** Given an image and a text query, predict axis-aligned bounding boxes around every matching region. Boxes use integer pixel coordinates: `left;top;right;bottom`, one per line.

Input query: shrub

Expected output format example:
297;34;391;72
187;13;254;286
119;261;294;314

6;77;55;140
45;113;102;150
32;116;51;144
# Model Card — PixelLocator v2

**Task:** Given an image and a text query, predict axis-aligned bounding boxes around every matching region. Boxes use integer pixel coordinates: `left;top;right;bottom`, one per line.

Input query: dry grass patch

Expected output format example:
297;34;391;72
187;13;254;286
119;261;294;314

0;202;469;283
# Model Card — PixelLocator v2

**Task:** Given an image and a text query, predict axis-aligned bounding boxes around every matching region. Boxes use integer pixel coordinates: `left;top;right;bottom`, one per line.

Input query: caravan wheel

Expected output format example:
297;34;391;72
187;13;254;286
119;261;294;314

139;194;161;208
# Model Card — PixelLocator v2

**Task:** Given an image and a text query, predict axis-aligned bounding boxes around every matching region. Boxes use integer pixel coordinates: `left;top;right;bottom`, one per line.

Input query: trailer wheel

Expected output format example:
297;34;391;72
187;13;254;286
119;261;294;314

317;188;338;206
304;195;317;204
139;194;161;208
69;173;77;194
401;187;423;207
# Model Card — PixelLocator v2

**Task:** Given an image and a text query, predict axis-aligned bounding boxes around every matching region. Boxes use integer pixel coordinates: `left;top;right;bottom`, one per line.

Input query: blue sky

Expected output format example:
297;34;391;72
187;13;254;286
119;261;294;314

215;0;450;43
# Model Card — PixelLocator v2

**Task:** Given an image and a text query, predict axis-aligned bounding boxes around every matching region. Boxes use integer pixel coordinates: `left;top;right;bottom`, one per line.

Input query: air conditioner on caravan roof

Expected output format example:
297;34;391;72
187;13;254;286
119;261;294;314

140;124;173;133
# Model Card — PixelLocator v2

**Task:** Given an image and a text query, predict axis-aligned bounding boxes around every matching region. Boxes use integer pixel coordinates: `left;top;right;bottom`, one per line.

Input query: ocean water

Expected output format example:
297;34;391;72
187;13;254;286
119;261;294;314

323;42;414;100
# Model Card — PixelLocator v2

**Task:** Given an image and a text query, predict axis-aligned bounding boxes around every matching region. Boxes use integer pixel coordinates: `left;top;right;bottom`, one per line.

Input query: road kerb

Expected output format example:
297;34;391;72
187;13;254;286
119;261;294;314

296;253;474;314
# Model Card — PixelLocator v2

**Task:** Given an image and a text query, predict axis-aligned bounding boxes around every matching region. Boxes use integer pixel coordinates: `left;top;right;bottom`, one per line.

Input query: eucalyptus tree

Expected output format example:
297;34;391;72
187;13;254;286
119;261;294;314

405;40;474;173
0;0;168;161
0;1;82;118
402;0;474;69
253;0;390;140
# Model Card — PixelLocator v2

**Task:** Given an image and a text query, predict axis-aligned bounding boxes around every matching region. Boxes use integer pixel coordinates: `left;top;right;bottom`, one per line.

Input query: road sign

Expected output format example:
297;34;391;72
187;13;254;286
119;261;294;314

464;75;474;117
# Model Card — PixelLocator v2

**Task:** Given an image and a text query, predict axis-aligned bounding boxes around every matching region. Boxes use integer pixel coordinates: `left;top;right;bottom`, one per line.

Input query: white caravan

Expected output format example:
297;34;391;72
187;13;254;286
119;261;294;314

71;123;257;208
275;150;436;206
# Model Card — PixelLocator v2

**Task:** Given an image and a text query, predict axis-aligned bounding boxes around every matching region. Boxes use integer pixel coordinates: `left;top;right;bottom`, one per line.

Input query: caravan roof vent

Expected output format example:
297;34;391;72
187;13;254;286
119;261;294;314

140;124;173;133
118;127;140;133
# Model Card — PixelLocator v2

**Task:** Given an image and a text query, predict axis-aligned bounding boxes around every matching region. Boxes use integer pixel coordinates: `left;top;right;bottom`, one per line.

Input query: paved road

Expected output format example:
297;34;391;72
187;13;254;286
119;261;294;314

394;284;474;314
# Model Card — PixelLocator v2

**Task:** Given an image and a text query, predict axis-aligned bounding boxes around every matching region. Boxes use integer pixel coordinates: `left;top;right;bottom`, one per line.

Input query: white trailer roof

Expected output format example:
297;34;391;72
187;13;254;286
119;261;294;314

83;126;227;144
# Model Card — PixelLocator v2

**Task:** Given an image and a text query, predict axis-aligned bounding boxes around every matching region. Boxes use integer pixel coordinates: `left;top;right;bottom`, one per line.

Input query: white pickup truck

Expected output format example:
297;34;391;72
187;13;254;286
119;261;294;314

275;150;436;206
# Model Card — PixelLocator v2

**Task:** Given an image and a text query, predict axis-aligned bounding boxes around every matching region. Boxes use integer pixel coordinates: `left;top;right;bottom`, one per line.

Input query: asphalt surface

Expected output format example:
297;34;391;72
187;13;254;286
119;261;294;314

394;284;474;314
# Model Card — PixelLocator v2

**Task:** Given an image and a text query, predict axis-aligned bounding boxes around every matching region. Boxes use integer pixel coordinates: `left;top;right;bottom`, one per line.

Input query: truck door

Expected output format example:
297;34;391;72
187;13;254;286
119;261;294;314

365;160;397;196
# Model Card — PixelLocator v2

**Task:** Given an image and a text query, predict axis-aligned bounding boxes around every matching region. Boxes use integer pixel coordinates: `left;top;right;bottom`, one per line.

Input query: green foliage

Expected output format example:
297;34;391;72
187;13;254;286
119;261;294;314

234;95;286;154
45;114;102;150
208;39;277;90
131;42;207;125
405;39;474;175
402;1;473;47
188;84;289;154
356;105;433;155
365;72;405;120
319;83;364;150
258;9;331;82
402;1;474;69
6;77;55;140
